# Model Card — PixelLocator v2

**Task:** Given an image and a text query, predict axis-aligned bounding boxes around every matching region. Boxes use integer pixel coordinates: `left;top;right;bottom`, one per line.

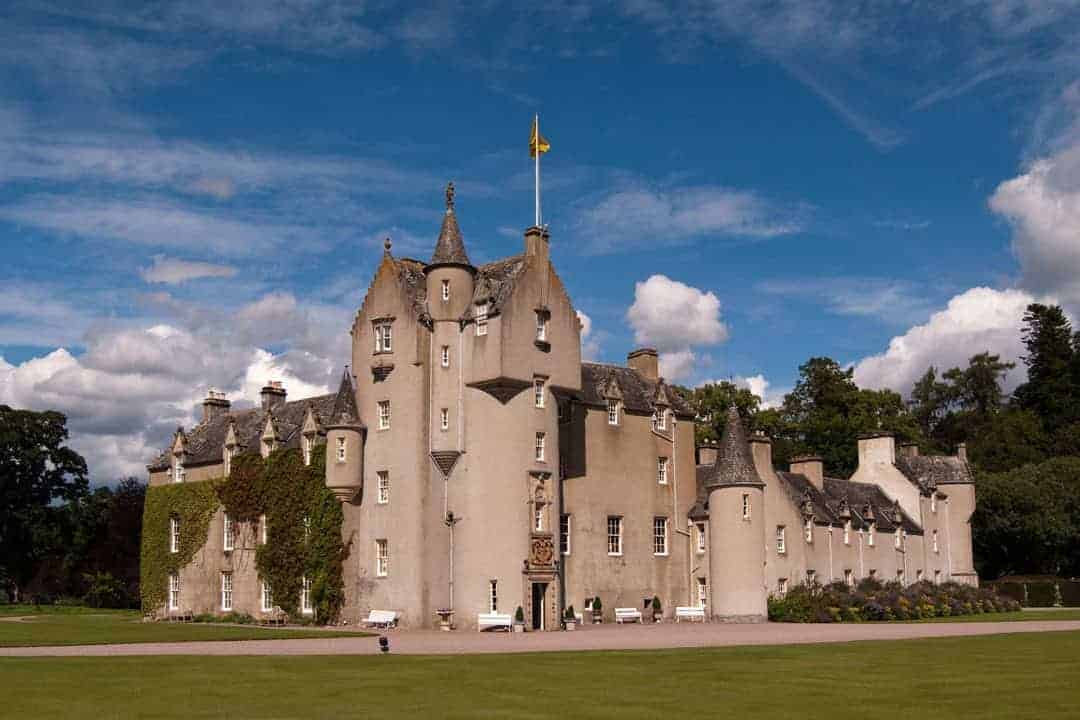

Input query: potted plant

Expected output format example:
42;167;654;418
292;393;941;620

513;606;525;633
564;605;576;631
591;596;602;624
652;596;663;623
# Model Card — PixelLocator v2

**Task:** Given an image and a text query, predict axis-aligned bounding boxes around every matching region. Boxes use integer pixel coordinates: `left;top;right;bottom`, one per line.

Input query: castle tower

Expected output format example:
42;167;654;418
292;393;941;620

324;369;365;503
706;406;767;622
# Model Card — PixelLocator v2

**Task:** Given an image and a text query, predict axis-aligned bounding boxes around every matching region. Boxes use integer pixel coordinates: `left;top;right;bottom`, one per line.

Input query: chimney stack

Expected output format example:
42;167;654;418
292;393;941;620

697;439;719;466
790;455;824;491
202;389;230;423
898;442;919;459
627;348;659;381
524;225;549;263
956;442;968;462
749;431;773;478
260;380;287;411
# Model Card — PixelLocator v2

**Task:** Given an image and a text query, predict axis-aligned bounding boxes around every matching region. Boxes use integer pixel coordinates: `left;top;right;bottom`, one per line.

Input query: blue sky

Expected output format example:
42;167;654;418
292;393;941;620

2;1;1079;481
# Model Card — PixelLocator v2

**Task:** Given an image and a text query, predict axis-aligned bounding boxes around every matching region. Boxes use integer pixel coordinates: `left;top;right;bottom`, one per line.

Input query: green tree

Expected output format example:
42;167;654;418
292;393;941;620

909;366;950;444
1013;303;1077;432
678;381;760;445
0;406;88;601
941;352;1015;420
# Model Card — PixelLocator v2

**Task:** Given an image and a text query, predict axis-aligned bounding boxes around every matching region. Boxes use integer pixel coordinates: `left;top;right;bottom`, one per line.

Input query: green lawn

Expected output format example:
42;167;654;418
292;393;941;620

1;631;1077;719
0;609;372;647
913;609;1080;623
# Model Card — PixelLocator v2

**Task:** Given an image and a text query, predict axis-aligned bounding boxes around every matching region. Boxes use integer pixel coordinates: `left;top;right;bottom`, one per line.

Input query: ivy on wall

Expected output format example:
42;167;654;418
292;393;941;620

140;480;221;613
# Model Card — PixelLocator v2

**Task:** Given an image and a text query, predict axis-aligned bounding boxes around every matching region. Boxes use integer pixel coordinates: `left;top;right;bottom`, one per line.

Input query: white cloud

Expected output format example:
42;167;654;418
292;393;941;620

659;350;697;382
853;287;1036;395
140;255;237;284
735;374;786;409
576;310;602;361
627;275;728;381
757;277;933;325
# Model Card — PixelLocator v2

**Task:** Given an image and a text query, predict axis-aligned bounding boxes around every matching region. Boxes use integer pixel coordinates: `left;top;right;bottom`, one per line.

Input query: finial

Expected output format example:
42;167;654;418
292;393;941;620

446;181;455;211
383;237;392;253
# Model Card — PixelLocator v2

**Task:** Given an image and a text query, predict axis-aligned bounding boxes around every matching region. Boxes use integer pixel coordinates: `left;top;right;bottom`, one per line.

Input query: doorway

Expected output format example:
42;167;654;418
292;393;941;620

531;582;548;630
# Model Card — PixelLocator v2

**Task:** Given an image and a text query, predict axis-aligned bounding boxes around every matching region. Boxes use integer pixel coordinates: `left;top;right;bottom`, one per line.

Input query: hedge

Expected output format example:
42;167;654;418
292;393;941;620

985;579;1080;607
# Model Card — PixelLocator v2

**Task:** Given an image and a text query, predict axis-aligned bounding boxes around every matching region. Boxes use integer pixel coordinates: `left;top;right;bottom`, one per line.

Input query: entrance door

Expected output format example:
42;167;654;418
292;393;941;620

531;582;548;630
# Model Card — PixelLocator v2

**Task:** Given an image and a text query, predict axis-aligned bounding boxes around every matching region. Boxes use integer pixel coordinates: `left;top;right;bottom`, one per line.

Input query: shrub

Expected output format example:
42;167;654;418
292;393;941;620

564;605;576;621
515;606;525;623
652;596;662;616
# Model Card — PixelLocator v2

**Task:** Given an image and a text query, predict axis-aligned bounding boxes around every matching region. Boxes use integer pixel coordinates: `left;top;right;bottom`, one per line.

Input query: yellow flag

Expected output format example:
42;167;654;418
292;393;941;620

529;117;550;158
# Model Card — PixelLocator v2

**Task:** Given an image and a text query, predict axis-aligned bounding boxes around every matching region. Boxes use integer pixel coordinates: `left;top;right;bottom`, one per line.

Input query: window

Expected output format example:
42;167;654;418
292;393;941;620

303;435;313;466
376;539;389;577
374;322;392;353
301;577;313;615
776;525;786;554
844;569;854;587
607;516;623;555
168;573;180;610
534;378;545;408
894;528;902;549
223;446;232;476
172;456;184;483
221;572;233;611
223;514;234;552
607;399;620;426
261;581;273;612
777;578;788;595
916;569;924;582
932;529;939;553
931;494;937;513
697;577;708;608
654;408;667;431
441;279;450;302
303;515;310;541
657;456;668;485
534;503;544;532
488;580;498;613
378;401;391;430
653;517;668;555
843;520;851;545
535;432;545;462
806;569;817;585
475;303;488;335
741;493;751;520
695;522;706;553
169;517;180;553
440;408;449;431
869;569;877;579
560;514;570;555
336;436;346;463
804;518;814;543
441;345;450;368
260;514;267;544
867;522;875;547
377;471;389;504
934;569;941;584
535;311;547;342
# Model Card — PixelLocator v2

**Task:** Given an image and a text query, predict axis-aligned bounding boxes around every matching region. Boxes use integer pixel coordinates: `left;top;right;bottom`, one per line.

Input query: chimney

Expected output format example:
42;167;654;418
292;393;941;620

956;442;967;462
627;348;659;381
898;442;919;459
202;390;230;423
856;432;895;470
749;431;773;479
260;380;287;411
524;225;549;263
790;455;824;491
697;440;718;466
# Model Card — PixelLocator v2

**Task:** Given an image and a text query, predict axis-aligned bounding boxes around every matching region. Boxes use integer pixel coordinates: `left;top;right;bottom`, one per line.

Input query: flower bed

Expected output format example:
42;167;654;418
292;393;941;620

768;579;1021;623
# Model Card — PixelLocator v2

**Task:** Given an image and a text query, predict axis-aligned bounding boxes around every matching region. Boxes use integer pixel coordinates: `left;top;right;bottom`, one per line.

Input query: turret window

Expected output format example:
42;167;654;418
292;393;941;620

260;514;268;544
374;322;393;353
336;437;346;462
894;528;902;549
441;345;450;368
223;446;233;476
475;303;488;335
931;494;937;513
534;502;544;532
741;493;751;520
302;435;313;466
695;522;706;553
441;279;450;302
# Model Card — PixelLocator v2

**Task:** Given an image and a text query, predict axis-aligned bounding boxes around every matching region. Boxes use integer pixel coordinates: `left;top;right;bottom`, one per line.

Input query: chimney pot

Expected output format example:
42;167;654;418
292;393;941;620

260;381;287;411
697;444;718;466
524;225;549;261
202;389;231;423
899;442;919;459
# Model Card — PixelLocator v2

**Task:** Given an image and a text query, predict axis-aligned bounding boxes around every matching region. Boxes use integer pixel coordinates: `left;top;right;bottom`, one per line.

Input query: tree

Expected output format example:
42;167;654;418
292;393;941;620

909;367;950;444
0;406;88;601
941;352;1015;420
1014;303;1077;432
678;381;760;445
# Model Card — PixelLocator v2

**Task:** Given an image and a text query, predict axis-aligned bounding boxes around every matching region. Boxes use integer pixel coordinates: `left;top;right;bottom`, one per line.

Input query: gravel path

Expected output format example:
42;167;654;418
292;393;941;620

4;619;1079;656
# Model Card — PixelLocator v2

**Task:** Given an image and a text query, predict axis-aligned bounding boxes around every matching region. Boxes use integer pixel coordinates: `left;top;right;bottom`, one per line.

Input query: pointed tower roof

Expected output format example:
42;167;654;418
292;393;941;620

427;181;474;271
706;405;764;489
327;368;363;429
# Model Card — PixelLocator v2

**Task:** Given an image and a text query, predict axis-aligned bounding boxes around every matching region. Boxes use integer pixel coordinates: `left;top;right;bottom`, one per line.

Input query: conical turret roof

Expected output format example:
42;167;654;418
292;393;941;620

428;182;473;269
327;369;363;428
706;405;764;489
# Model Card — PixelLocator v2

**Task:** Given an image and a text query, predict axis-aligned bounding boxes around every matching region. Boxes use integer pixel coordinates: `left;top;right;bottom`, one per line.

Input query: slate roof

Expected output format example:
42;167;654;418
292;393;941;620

393;257;428;320
429;208;473;267
896;453;972;493
472;254;529;313
705;406;764;489
580;363;694;417
326;370;362;427
822;476;922;534
148;393;336;470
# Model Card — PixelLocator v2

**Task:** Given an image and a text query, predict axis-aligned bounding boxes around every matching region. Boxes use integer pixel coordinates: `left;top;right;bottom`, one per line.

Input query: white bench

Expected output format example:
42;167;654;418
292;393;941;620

362;610;398;629
614;607;642;624
477;613;513;632
675;606;706;623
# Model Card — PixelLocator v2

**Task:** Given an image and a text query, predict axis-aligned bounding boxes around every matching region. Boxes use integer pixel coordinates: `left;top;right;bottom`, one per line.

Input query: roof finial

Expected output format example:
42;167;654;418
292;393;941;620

446;181;455;212
383;237;392;254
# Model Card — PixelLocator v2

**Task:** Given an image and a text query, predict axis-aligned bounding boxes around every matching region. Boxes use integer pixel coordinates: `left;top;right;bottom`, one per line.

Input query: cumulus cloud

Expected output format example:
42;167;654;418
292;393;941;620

140;255;237;284
853;287;1036;396
576;310;602;361
627;275;728;381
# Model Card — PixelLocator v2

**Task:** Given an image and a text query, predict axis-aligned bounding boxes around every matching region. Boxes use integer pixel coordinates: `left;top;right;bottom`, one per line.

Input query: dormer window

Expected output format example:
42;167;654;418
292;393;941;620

894;528;902;549
653;408;667;431
172;456;185;483
867;522;875;546
535;311;547;342
441;279;450;302
475;303;488;336
607;400;620;426
302;435;313;466
374;321;392;353
843;520;851;545
223;446;233;476
261;436;275;458
336;436;346;463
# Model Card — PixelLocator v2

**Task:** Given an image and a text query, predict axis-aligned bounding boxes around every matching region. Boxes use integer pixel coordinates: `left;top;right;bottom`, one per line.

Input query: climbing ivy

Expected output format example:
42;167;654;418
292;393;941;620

140;480;221;613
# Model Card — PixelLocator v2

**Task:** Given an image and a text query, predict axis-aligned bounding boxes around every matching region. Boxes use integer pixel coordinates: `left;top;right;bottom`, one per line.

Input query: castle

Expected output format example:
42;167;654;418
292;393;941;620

147;185;977;628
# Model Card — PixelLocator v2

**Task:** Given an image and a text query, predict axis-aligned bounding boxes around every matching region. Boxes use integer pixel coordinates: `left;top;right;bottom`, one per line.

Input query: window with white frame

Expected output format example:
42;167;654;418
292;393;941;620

804;518;814;543
168;573;180;610
488;579;498;613
741;493;751;520
303;435;313;466
261;580;273;612
336;436;346;462
777;578;788;595
301;576;313;615
374;322;392;353
695;522;706;553
377;471;389;504
607;399;620;426
656;456;668;485
223;446;232;476
697;577;708;608
535;432;545;462
475;303;488;335
843;520;851;545
776;525;786;554
223;514;234;552
534;378;545;408
607;516;623;555
441;279;450;302
378;401;391;430
172;456;184;483
534;502;544;532
894;528;902;548
933;529;939;553
440;408;449;431
656;408;667;431
260;513;267;544
844;569;854;587
560;514;570;555
376;539;389;577
535;311;547;342
220;572;233;611
441;345;450;368
867;522;875;546
653;517;668;555
806;569;817;585
169;517;180;553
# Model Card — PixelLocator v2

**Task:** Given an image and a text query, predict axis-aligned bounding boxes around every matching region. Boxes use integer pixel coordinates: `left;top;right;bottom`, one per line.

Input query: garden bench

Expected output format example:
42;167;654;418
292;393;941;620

362;610;398;629
167;608;193;623
477;612;513;632
675;606;706;623
614;607;642;624
258;607;288;626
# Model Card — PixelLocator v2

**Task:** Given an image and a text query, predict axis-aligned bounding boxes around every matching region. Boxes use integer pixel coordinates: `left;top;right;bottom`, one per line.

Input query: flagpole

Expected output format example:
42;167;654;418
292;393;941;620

534;113;541;227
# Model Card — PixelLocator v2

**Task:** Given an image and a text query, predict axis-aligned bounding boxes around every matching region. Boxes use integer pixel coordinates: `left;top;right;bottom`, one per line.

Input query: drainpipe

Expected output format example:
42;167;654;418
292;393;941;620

827;528;834;582
557;461;566;620
858;530;864;579
944;497;953;581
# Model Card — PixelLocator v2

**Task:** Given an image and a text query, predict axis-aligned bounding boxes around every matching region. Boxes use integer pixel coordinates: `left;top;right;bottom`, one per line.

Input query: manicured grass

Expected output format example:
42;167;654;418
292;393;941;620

913;609;1080;623
0;609;372;647
1;631;1077;719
